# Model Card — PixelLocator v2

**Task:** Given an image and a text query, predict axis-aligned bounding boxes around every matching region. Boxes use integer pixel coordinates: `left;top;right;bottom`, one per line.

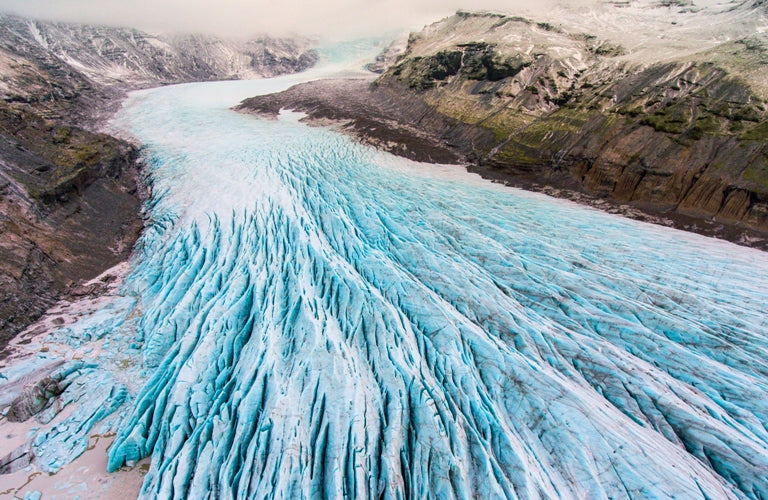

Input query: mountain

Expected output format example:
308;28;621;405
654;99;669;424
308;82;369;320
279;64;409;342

0;16;317;85
238;0;768;248
0;15;317;123
0;14;317;354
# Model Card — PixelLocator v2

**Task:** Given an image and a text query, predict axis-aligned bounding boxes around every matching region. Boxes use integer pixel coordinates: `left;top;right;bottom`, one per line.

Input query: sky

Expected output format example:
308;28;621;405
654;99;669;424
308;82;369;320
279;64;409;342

0;0;583;39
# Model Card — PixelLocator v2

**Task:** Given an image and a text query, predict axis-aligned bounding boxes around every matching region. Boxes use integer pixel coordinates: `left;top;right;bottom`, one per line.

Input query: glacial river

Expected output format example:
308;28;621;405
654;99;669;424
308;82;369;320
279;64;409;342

2;47;768;499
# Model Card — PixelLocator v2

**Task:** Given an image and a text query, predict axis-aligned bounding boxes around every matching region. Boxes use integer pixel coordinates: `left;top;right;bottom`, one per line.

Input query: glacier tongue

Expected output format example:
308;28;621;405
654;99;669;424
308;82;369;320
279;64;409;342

2;52;767;498
98;75;768;499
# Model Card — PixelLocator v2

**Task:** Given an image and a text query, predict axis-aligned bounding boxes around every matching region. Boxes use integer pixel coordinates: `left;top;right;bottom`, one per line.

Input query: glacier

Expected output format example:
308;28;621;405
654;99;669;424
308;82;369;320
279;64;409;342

1;43;768;499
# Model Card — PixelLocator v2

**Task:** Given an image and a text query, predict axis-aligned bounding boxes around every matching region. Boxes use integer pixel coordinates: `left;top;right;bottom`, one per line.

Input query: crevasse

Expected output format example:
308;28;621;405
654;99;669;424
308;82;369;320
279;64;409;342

2;44;767;499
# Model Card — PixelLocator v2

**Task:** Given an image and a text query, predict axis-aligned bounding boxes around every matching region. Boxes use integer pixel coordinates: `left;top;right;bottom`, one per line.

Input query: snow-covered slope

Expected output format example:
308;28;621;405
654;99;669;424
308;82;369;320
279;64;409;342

0;14;317;105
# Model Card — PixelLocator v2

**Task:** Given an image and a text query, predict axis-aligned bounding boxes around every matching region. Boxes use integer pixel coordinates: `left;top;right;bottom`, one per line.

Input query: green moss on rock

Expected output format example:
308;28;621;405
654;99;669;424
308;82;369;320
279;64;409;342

52;126;72;144
739;121;768;141
744;161;768;190
640;108;687;134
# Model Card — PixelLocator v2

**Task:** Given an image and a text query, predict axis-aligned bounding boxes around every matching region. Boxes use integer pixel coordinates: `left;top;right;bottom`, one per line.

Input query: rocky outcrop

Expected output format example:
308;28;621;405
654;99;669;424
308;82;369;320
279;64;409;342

239;7;768;248
0;14;318;353
457;61;768;230
0;102;144;351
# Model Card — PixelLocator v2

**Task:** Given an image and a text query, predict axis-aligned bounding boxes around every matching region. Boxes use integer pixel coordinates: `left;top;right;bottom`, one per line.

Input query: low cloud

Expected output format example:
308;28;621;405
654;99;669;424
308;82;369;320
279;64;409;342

0;0;595;39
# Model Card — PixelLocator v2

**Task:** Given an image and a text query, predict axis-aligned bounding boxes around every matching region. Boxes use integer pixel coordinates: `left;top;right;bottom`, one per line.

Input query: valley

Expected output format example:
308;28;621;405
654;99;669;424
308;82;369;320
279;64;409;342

0;2;767;499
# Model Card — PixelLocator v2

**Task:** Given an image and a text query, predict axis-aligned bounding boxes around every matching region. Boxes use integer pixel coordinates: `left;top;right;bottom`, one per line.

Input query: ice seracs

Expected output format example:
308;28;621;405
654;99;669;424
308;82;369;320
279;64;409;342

1;43;767;500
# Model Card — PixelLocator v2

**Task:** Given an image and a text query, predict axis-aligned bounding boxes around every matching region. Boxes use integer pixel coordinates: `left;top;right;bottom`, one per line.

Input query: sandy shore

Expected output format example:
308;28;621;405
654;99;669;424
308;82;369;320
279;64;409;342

0;262;146;500
0;433;146;500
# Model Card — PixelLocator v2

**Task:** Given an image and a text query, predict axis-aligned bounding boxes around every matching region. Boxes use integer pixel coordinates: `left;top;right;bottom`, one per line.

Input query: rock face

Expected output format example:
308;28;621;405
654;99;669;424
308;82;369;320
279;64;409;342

239;3;768;248
0;104;143;352
0;14;318;353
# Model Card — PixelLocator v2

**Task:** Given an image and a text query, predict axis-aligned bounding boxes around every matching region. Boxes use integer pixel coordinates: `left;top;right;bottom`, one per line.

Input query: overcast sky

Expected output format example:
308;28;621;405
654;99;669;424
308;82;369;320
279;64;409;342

0;0;582;39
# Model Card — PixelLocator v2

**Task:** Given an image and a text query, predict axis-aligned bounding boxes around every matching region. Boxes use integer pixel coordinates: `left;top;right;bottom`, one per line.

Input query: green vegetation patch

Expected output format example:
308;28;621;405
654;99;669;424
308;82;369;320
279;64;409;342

743;160;768;191
56;143;101;168
496;141;541;165
739;121;768;141
479;112;532;142
688;113;722;140
52;126;72;144
544;109;592;132
640;106;688;134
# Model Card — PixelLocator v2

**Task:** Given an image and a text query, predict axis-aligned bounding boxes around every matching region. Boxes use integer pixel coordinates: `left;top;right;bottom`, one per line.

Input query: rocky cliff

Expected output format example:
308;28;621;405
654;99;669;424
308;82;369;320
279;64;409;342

239;1;768;248
0;14;317;354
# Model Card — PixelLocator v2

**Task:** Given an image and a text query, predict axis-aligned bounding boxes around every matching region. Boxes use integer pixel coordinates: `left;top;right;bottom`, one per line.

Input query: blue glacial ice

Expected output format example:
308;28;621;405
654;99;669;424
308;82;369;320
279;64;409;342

1;45;768;499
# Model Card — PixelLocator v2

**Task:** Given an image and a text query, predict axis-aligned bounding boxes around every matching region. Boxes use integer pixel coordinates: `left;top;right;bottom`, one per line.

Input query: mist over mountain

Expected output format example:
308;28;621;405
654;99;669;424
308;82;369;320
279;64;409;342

0;0;596;39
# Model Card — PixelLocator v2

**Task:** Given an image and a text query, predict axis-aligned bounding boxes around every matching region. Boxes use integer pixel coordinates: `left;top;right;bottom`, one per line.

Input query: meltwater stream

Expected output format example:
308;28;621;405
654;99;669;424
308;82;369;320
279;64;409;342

2;47;768;499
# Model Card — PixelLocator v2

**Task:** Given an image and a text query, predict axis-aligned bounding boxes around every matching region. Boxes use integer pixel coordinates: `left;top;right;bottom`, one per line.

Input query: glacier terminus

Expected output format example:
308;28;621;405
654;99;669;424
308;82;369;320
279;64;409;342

1;43;767;500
